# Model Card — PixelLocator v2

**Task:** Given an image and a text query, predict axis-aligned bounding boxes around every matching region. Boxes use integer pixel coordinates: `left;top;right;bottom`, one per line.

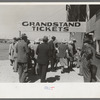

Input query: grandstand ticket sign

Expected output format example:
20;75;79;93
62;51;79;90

20;21;86;33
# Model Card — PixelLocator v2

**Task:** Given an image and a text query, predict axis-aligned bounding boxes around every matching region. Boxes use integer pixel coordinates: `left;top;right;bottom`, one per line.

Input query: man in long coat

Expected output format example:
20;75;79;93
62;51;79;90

16;35;29;83
36;36;50;82
81;39;97;82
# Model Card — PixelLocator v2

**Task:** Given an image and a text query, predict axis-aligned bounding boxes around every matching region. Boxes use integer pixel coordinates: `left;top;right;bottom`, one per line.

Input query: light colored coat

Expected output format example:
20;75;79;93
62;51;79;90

58;43;68;58
16;40;29;63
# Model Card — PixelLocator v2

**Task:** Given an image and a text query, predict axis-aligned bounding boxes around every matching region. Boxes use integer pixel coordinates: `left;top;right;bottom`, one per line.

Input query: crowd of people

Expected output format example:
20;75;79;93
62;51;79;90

8;33;97;83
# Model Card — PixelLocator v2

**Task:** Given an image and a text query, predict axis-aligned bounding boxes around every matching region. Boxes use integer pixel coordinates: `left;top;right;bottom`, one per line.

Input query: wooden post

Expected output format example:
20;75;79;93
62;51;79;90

19;31;21;37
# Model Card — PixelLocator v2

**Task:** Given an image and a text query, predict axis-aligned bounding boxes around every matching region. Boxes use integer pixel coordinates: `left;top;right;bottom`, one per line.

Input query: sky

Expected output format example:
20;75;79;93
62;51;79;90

0;4;70;41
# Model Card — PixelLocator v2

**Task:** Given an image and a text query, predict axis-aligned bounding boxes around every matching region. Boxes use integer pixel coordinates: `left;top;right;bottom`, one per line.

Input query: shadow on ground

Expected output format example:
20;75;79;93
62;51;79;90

62;67;75;73
26;68;40;83
46;75;60;82
47;66;62;72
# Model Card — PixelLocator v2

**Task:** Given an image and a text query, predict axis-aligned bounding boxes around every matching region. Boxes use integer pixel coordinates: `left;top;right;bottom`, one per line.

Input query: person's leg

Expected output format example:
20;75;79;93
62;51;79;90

51;58;55;70
60;58;65;73
21;63;28;83
32;58;37;74
83;67;91;82
90;65;97;82
70;61;73;69
78;63;83;76
18;63;23;82
13;58;18;72
33;58;37;68
41;64;48;82
38;64;42;78
10;59;13;66
63;58;68;68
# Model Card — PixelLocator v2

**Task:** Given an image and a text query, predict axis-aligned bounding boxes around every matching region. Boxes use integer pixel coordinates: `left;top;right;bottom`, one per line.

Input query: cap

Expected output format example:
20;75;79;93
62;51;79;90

21;33;27;39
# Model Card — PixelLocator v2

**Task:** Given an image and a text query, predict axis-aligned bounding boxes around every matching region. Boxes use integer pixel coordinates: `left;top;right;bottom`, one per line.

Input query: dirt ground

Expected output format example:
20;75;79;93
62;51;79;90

0;60;83;83
0;43;9;60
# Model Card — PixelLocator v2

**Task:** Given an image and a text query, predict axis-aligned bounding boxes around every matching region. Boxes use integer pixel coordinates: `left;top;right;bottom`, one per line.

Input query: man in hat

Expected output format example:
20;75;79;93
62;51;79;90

16;34;29;82
81;39;97;82
36;36;50;82
48;36;56;71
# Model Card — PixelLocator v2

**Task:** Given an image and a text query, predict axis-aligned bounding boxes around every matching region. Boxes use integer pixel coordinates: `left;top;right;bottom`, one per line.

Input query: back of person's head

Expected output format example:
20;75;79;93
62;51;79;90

21;34;27;42
13;37;16;41
43;36;48;43
52;36;56;41
13;37;17;43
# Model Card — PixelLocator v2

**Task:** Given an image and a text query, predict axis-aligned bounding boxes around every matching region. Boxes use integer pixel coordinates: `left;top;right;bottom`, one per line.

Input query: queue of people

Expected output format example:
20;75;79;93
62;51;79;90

9;33;97;83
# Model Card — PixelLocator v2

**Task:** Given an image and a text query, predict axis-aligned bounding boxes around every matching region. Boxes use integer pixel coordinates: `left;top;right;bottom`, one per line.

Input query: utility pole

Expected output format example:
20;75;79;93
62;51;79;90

19;31;21;37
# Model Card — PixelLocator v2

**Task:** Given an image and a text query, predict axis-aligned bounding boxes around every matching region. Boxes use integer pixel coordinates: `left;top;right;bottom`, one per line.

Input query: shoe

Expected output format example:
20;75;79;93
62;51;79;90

61;69;64;74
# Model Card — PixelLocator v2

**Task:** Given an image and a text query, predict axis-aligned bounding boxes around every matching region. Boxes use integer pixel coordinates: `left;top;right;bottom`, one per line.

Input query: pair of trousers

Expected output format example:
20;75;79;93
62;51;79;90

13;58;18;72
18;63;28;83
38;64;48;82
50;57;55;69
83;67;91;82
10;59;14;66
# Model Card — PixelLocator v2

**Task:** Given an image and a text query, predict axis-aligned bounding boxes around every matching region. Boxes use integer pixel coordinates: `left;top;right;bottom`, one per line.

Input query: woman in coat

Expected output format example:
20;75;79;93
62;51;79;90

58;40;68;73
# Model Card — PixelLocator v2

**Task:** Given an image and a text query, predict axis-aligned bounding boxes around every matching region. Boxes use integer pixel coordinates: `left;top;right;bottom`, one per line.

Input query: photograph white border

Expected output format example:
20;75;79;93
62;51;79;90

0;2;100;98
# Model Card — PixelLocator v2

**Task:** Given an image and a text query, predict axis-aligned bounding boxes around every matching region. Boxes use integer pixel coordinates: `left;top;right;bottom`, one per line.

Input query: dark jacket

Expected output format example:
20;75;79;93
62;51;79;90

48;40;55;57
36;43;50;65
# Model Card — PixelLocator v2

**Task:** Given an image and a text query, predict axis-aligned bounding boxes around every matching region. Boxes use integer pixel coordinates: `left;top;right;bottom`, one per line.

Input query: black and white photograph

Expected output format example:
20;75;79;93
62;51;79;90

0;3;100;84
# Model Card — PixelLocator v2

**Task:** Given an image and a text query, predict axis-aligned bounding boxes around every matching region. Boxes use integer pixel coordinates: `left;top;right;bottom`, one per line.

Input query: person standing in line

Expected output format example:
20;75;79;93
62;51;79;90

28;41;40;75
48;36;56;71
72;39;77;56
9;37;16;67
36;36;50;82
13;38;20;72
68;41;74;70
16;34;29;83
81;39;96;82
58;40;68;73
76;47;83;76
